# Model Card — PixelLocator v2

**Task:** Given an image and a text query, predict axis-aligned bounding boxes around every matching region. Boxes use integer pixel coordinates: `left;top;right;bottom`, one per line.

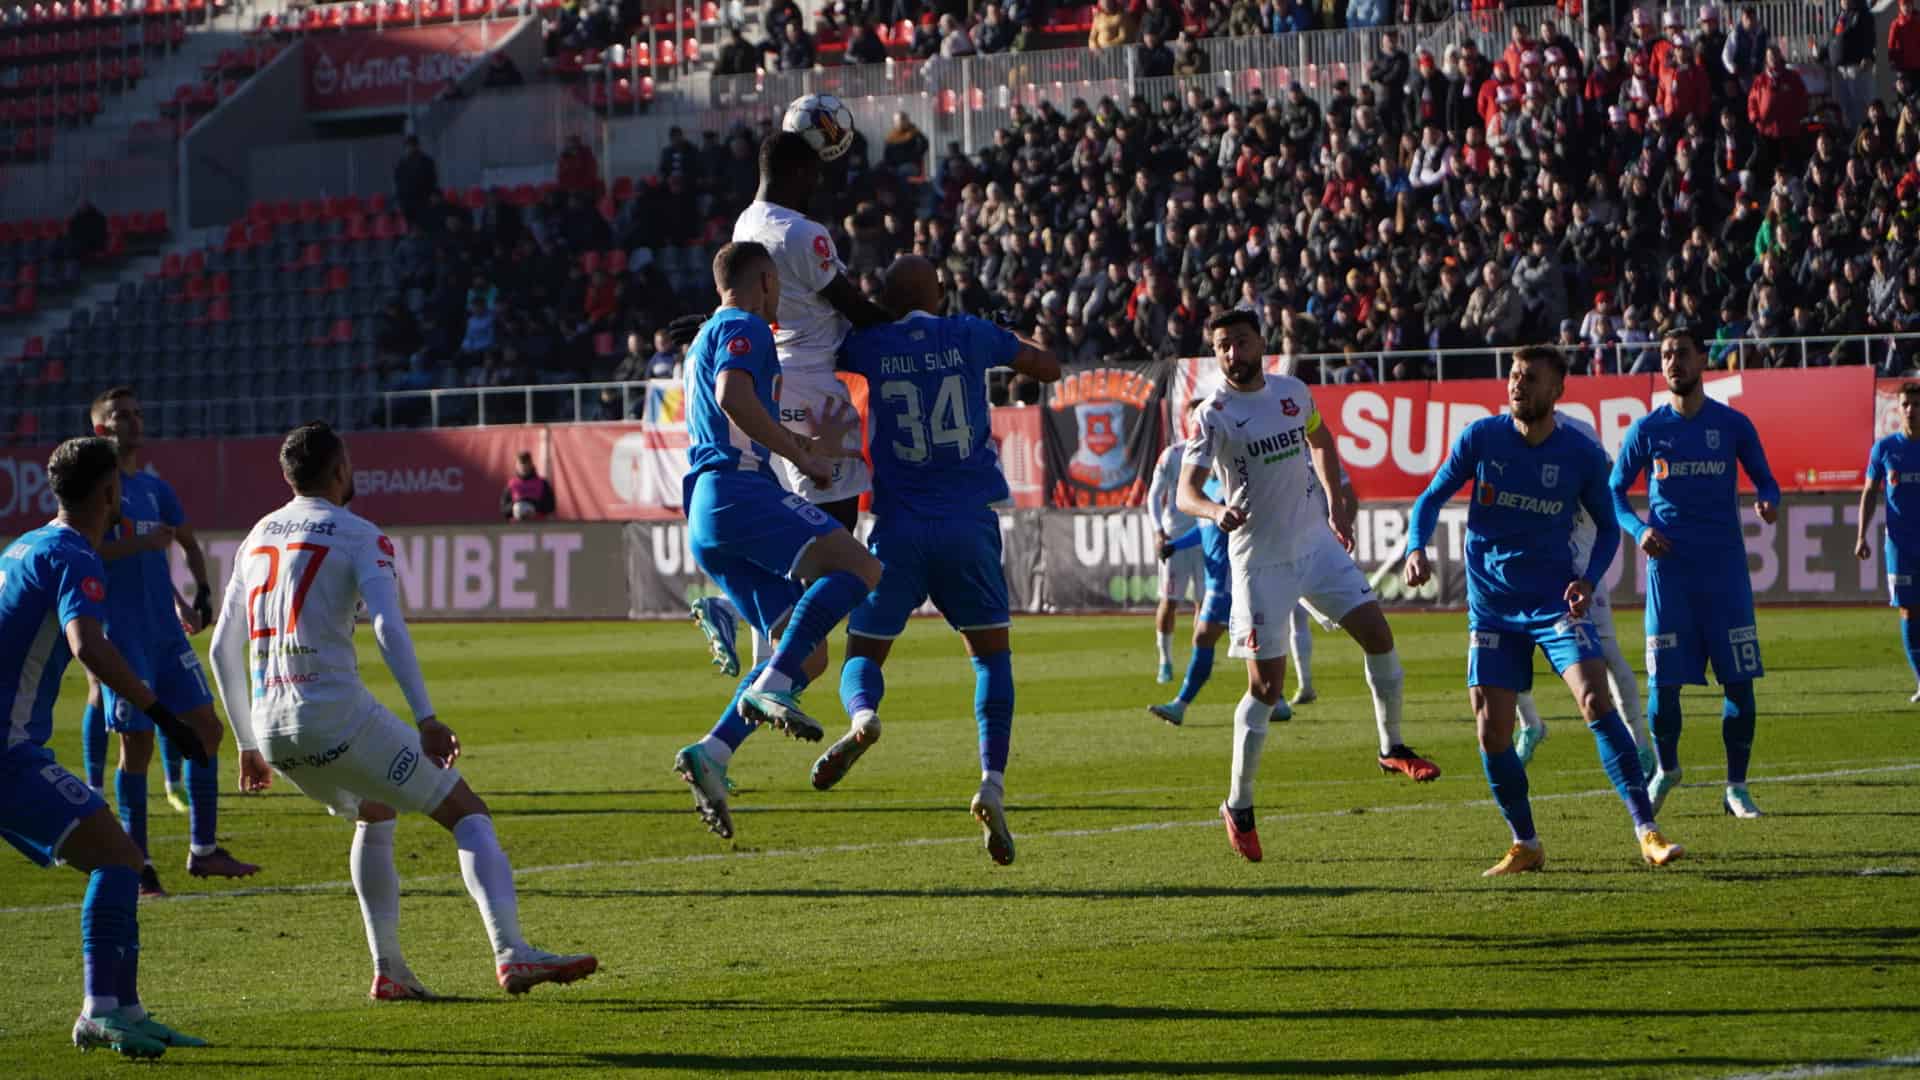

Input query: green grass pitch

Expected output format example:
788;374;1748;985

0;608;1916;1078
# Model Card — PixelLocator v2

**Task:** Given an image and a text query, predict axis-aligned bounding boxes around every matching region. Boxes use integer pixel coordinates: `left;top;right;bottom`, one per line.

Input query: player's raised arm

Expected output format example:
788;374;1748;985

820;272;895;329
1736;411;1781;523
1403;424;1478;587
1005;334;1062;384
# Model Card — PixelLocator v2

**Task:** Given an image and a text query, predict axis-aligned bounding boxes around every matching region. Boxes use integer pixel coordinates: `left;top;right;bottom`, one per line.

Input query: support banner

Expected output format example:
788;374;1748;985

1041;364;1169;508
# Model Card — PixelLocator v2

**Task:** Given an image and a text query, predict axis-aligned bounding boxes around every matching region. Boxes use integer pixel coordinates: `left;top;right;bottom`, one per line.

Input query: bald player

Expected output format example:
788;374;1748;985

810;256;1060;866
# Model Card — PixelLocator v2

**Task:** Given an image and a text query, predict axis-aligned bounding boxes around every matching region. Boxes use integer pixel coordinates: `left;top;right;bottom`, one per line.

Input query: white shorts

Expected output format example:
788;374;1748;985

1159;543;1204;603
1229;535;1374;661
256;692;462;819
776;368;871;504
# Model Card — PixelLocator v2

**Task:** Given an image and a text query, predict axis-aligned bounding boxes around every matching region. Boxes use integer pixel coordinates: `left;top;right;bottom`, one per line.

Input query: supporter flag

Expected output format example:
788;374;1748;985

1040;363;1170;508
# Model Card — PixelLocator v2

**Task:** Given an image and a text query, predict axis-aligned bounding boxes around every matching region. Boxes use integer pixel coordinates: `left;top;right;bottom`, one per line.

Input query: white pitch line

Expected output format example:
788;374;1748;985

2;761;1914;917
1715;1052;1920;1079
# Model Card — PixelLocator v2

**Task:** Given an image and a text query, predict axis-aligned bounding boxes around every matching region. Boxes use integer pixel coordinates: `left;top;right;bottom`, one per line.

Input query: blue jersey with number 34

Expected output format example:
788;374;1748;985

839;311;1021;518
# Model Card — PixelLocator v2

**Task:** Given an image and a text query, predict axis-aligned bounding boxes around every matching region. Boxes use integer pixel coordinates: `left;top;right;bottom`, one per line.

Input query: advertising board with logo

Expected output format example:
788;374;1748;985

304;24;495;114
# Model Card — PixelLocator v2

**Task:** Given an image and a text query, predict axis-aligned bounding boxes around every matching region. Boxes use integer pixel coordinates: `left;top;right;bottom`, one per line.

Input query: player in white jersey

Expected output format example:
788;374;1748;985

207;423;597;1002
1512;411;1651;775
1147;421;1206;684
689;131;898;679
1178;311;1438;863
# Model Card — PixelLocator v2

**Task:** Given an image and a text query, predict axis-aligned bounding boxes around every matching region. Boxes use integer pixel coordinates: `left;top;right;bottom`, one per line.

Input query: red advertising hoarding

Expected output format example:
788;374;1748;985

1172;363;1876;500
303;25;493;113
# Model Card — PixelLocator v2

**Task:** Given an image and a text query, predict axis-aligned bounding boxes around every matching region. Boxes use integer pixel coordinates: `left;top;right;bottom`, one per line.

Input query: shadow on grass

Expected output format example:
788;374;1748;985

511;883;1639;902
258;1044;1904;1076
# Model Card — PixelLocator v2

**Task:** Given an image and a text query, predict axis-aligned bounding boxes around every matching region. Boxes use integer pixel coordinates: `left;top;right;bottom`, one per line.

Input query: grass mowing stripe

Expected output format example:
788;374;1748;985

8;759;1910;917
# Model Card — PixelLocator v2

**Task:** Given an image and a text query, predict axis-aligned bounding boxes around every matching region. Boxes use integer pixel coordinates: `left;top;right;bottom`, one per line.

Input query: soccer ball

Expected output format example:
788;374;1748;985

782;94;856;162
511;500;537;521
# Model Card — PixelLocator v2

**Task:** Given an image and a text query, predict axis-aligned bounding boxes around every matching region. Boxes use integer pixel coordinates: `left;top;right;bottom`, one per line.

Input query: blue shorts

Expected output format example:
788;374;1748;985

103;629;214;734
0;745;107;868
849;509;1007;638
1198;523;1231;627
687;469;842;637
1467;615;1605;692
1887;541;1920;609
1644;558;1764;687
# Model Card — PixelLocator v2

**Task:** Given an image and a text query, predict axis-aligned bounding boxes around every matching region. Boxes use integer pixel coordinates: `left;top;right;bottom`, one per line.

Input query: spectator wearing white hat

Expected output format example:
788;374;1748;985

1695;5;1735;96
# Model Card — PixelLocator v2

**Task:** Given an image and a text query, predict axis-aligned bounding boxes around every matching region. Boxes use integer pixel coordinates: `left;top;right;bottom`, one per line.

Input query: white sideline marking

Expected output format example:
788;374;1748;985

3;761;1915;917
1716;1052;1920;1079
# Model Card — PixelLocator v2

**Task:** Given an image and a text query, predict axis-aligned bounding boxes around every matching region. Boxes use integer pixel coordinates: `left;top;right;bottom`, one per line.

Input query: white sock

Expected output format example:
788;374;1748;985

1362;649;1405;756
851;709;880;737
750;666;795;694
1290;606;1314;692
981;769;1004;795
1603;638;1647;744
696;733;735;767
1155;631;1173;665
1515;691;1542;731
749;627;770;666
350;820;409;978
1228;691;1270;810
82;995;119;1019
453;814;526;958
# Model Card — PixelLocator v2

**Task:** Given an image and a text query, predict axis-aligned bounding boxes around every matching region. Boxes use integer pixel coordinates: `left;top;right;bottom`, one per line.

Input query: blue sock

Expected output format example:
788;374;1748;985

1480;748;1536;843
81;699;108;791
707;661;772;751
1176;645;1215;704
766;572;868;687
186;757;218;849
840;655;885;717
159;732;184;790
972;650;1014;775
81;865;138;1009
1722;681;1757;786
1903;616;1920;682
1650;685;1683;773
115;770;148;861
1590;709;1655;830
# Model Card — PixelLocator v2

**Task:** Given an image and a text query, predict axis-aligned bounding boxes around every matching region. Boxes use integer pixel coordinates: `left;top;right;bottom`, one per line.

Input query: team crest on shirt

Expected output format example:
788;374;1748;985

1281;397;1299;416
1540;463;1559;487
727;337;752;356
1705;429;1720;450
378;535;395;557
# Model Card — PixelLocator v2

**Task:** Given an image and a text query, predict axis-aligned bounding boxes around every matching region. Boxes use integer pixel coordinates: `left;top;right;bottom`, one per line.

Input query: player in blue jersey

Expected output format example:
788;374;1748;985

1610;327;1780;821
805;256;1059;865
1146;480;1246;727
88;388;258;896
1407;345;1683;875
1;436;219;1058
672;241;885;840
1857;383;1920;701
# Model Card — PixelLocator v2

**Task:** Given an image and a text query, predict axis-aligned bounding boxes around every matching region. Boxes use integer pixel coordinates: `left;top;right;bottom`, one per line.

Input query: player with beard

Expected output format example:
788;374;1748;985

1610;326;1780;820
1407;345;1682;875
1180;310;1436;864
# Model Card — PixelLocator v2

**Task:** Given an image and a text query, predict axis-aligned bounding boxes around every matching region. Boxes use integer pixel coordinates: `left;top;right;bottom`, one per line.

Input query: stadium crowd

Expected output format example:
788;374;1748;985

385;0;1920;417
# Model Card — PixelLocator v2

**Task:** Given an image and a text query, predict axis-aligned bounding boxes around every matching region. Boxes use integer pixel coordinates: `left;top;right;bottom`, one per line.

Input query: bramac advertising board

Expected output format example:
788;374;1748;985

169;523;632;621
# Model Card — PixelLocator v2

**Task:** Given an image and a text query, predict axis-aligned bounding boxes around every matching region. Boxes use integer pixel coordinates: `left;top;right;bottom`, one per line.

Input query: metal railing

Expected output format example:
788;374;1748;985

1266;330;1920;383
380;378;657;429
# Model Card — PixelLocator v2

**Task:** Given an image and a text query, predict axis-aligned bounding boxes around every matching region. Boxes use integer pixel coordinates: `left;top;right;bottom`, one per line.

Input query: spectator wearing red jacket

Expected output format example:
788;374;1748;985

1891;0;1920;81
556;134;599;194
1746;46;1807;172
1658;43;1711;124
1477;60;1510;127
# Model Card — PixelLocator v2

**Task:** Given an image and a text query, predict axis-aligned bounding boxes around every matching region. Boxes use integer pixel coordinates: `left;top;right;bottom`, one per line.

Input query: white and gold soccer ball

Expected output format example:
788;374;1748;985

782;93;856;161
